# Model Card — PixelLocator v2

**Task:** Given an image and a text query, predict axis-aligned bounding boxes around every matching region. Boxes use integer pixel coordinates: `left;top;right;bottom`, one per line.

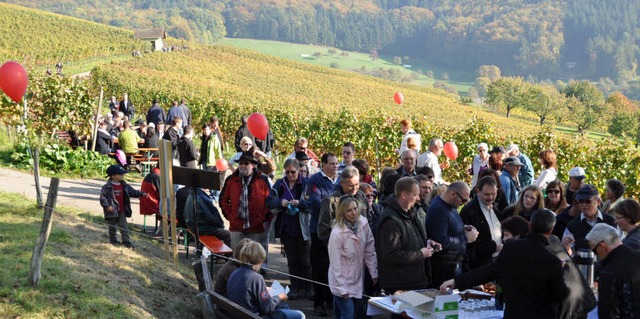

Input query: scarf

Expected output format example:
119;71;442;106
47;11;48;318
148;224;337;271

345;219;359;235
238;174;253;229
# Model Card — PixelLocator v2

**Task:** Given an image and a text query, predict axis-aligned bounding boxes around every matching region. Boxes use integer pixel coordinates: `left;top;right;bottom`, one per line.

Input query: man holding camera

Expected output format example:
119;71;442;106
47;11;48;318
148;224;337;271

376;177;442;294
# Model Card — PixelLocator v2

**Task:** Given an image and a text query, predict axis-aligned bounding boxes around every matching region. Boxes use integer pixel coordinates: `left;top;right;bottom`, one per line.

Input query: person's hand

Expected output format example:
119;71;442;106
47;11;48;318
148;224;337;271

278;293;288;301
290;200;299;206
428;239;442;252
496;243;503;253
465;227;479;243
562;234;575;255
143;193;149;198
281;199;289;207
439;279;456;293
440;160;450;169
372;278;378;285
254;150;267;158
107;206;114;213
421;246;434;258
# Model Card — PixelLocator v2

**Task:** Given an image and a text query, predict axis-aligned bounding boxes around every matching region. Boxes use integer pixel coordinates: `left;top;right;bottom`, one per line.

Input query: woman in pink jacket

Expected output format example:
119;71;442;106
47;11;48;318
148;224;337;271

328;197;378;319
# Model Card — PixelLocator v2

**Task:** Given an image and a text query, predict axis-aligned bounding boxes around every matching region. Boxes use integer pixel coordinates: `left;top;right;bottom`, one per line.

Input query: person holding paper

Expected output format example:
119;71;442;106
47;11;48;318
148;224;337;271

328;196;378;319
227;241;305;319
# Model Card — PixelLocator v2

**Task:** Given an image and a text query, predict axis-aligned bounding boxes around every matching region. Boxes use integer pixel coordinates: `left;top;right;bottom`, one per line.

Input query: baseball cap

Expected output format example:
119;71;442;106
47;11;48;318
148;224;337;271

148;122;155;128
504;156;524;166
106;165;128;177
506;144;519;153
477;143;488;151
569;167;586;180
575;184;598;200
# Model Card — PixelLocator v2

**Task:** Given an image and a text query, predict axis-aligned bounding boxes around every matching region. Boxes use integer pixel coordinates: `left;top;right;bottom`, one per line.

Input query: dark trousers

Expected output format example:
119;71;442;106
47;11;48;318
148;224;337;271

430;257;462;289
107;212;130;243
310;233;330;307
281;233;311;292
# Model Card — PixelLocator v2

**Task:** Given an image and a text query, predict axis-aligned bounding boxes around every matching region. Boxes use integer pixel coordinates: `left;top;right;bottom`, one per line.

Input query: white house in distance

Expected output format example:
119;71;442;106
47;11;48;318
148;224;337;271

134;28;166;52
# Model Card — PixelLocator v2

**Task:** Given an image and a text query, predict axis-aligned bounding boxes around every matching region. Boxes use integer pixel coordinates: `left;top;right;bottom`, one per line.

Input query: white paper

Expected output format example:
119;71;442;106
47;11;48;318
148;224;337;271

268;280;290;298
202;247;211;258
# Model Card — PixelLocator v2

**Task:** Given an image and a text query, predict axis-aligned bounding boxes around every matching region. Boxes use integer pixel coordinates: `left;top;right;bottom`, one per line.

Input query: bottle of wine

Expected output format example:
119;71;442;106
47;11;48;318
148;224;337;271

495;284;504;310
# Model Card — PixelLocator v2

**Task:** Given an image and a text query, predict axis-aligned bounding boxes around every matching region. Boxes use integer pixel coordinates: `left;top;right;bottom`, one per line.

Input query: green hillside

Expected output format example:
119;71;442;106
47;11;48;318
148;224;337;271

0;2;145;68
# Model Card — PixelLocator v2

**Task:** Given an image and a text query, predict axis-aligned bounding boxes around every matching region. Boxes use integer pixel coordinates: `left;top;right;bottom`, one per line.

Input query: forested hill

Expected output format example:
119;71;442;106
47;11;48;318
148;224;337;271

5;0;640;82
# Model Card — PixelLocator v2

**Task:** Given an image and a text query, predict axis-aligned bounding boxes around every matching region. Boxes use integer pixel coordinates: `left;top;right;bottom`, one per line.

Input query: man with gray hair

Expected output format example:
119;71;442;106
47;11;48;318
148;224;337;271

396;149;418;177
506;143;534;187
426;181;479;288
418;138;448;185
586;223;640;318
317;166;367;244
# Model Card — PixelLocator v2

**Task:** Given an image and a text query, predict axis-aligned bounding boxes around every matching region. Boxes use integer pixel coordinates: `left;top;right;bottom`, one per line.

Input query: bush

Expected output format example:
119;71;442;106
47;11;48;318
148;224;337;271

10;143;113;177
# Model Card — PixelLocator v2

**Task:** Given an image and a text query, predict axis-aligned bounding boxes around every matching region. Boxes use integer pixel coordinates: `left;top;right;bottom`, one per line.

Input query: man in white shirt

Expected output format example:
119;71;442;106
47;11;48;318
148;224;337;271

418;138;448;185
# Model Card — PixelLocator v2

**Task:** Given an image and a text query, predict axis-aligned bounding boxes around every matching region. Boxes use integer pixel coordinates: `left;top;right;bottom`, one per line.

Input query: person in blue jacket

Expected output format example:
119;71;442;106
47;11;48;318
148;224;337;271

227;241;305;319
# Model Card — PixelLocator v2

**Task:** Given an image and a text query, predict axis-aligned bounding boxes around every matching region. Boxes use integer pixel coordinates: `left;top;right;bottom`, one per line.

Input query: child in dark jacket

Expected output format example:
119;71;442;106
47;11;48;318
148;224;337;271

100;165;147;248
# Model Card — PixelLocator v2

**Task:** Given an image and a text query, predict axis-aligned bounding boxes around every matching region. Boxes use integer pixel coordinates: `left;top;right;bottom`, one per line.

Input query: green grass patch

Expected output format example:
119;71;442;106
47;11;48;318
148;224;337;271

220;37;474;94
0;191;200;318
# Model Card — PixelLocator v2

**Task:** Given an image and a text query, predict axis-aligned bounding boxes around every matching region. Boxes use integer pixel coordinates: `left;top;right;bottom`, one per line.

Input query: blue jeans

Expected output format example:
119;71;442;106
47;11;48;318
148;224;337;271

333;295;367;319
271;309;305;319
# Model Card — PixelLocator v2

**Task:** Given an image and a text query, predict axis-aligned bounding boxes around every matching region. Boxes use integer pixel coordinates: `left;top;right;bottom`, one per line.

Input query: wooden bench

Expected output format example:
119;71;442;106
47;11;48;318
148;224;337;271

194;255;260;319
187;229;232;274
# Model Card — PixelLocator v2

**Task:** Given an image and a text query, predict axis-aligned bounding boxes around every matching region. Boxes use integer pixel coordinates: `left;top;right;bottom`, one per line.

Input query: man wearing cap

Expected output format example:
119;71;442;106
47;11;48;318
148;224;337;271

566;167;586;204
295;151;319;176
500;156;524;206
562;184;615;255
219;151;272;265
418;138;448;185
146;99;166;127
507;144;534;187
488;145;507;171
586;223;640;318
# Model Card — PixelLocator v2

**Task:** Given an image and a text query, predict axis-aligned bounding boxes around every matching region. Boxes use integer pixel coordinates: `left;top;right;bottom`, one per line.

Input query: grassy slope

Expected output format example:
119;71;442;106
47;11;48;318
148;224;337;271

220;37;473;93
0;192;199;318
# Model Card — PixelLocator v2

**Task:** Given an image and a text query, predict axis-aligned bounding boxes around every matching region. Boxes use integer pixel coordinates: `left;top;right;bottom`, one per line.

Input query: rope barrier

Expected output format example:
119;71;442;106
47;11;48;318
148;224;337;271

74;211;380;299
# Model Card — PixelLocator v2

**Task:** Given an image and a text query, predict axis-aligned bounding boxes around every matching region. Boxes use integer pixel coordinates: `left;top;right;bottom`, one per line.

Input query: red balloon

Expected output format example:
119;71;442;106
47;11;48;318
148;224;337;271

215;158;229;171
0;61;28;103
443;142;459;160
247;113;269;140
393;91;404;105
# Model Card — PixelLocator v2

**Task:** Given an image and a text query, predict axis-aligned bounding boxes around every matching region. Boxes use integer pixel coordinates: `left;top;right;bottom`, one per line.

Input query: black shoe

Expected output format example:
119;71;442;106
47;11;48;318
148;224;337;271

313;305;328;317
306;289;315;301
110;240;121;246
123;241;134;249
287;290;298;300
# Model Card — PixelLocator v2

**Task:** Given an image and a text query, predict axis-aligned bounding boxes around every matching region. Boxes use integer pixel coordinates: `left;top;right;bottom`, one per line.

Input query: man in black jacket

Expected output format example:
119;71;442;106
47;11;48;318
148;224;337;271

441;209;570;319
145;99;166;127
587;223;640;319
460;176;504;270
562;184;615;255
376;177;440;293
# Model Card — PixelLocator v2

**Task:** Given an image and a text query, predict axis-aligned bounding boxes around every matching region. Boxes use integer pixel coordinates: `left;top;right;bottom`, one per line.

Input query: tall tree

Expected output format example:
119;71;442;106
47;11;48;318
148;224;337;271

561;81;606;134
486;77;529;118
524;84;565;125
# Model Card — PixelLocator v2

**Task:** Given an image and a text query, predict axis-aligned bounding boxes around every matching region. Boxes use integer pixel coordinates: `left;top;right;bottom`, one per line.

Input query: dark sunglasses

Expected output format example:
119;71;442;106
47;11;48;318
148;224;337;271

342;151;352;155
365;194;375;198
285;170;298;175
547;189;560;194
592;240;604;255
455;192;469;204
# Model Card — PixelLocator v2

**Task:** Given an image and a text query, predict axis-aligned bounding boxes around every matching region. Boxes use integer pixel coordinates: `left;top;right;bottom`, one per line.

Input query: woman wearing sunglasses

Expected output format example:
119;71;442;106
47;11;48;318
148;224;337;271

267;158;312;300
544;180;568;215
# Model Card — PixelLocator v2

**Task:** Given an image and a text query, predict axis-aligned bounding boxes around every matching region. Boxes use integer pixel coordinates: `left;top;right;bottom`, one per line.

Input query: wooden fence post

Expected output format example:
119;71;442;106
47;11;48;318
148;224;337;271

32;147;43;209
28;177;59;287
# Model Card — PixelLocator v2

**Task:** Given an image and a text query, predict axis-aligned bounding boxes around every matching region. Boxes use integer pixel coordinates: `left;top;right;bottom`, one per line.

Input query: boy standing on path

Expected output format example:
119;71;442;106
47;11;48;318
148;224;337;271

100;165;147;248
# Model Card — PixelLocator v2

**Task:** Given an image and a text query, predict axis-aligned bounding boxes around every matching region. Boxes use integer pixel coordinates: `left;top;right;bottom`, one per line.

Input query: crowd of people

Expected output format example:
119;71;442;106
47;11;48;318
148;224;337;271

99;101;640;319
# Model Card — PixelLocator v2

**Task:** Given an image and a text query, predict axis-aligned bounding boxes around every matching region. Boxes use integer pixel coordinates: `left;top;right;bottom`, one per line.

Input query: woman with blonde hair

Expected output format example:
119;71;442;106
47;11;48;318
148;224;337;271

502;185;545;221
328;197;377;319
533;150;557;189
